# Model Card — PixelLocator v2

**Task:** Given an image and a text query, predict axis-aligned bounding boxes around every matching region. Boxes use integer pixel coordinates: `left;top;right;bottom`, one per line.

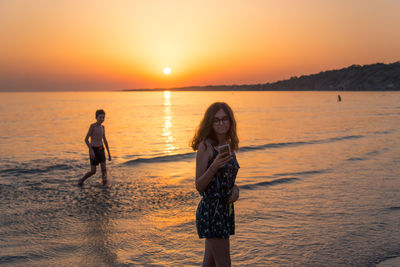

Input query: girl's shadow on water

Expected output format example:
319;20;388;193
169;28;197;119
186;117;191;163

75;185;119;266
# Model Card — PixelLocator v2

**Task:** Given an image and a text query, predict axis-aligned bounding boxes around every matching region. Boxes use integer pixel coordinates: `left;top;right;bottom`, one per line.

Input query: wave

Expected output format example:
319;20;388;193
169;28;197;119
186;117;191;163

236;169;328;190
0;160;85;178
123;152;196;165
346;149;382;162
374;129;396;135
122;135;364;165
375;112;400;116
0;253;45;264
0;255;30;264
0;135;365;175
346;157;365;161
240;177;300;190
238;135;364;152
272;169;327;177
387;206;400;211
365;150;380;156
0;163;74;176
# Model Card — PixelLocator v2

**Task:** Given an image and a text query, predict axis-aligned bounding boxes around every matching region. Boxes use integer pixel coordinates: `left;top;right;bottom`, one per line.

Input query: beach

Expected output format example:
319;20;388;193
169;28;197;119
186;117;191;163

1;91;400;266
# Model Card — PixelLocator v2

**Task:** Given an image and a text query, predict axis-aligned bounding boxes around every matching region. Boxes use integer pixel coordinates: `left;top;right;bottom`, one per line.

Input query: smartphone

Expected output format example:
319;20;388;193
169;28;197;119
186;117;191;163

217;144;231;155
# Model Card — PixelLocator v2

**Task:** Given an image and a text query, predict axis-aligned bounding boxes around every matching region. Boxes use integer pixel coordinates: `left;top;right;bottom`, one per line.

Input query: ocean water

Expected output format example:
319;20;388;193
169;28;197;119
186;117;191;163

1;91;399;266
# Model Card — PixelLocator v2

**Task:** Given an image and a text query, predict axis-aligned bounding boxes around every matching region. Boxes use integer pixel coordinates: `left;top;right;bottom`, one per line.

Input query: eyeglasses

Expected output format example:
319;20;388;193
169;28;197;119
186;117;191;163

213;116;230;124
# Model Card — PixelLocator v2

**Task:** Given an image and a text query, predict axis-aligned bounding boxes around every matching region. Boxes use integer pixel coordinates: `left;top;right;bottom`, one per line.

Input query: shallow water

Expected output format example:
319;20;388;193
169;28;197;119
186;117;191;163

1;91;400;266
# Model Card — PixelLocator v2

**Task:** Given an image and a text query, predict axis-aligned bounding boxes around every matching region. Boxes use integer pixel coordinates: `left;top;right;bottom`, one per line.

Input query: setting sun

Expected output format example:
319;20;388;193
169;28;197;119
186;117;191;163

163;67;171;75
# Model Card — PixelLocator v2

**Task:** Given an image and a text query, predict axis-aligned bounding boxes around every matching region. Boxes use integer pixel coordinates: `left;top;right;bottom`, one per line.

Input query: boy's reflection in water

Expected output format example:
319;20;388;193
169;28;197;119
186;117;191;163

77;187;118;266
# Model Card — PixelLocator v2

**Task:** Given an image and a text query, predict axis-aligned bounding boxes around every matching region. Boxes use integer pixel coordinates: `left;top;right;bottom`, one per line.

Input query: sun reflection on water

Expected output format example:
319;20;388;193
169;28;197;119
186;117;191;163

162;91;177;154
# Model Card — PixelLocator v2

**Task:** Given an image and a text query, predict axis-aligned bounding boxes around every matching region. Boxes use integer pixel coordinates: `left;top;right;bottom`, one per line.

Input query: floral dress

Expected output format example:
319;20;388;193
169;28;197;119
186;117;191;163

196;146;240;239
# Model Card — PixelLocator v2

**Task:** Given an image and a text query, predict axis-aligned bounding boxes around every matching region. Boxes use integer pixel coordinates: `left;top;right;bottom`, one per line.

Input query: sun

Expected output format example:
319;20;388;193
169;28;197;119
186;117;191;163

163;67;171;75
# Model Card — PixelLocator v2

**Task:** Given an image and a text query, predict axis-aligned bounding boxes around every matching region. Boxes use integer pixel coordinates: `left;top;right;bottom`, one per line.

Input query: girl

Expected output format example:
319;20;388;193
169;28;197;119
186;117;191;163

191;102;240;267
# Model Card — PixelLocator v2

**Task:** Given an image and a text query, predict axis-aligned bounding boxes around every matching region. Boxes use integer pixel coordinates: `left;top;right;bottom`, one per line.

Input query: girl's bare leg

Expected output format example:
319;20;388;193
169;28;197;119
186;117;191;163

203;238;216;267
205;238;231;267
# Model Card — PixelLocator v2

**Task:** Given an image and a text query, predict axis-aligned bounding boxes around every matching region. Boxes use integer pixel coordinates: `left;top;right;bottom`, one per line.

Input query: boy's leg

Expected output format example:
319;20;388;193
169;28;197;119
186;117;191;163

78;165;96;186
100;162;107;186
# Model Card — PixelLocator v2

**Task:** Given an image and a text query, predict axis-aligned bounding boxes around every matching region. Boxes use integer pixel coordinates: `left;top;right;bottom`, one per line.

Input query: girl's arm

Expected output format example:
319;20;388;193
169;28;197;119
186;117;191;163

228;184;239;203
102;126;111;160
195;141;232;193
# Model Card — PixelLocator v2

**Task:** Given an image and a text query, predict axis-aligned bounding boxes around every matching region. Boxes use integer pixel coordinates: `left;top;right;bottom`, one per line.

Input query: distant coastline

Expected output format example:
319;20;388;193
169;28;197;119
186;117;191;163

123;61;400;92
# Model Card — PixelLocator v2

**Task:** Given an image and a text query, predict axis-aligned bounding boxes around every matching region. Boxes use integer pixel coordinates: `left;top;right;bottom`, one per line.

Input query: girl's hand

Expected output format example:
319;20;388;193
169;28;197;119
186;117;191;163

228;184;239;203
108;155;112;161
210;151;232;171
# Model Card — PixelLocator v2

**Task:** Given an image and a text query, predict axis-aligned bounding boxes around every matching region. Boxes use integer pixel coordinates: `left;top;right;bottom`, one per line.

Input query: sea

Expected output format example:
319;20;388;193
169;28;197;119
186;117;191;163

0;91;399;266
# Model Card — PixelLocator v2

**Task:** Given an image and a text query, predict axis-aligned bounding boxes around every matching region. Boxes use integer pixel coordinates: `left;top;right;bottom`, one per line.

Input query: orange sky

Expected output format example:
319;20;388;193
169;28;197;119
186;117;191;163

1;0;399;91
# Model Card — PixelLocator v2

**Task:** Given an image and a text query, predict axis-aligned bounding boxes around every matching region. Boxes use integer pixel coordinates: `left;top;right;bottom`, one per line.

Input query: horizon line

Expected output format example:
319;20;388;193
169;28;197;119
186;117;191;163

1;60;398;92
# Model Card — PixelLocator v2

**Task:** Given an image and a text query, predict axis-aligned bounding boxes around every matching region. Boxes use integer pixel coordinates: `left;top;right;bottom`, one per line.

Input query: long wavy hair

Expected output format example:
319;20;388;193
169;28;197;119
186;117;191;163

191;102;239;152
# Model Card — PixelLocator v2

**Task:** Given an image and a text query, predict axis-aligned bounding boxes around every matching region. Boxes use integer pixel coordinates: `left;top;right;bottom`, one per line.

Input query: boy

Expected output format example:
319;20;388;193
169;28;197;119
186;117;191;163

78;109;111;186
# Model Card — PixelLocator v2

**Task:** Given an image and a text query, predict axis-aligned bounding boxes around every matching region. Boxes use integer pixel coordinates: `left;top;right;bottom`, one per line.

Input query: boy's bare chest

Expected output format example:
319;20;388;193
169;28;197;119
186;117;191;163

92;125;103;138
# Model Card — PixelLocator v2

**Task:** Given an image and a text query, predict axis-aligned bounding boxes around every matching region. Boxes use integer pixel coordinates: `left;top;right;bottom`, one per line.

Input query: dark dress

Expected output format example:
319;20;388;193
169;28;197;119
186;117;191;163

196;146;240;239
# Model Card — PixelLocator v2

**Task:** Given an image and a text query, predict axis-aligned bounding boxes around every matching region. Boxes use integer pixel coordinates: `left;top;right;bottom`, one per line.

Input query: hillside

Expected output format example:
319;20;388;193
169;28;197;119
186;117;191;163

124;61;400;91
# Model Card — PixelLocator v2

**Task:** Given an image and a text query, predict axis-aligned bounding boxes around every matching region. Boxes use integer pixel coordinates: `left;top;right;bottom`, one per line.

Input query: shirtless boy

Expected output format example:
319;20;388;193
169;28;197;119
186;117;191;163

78;109;111;186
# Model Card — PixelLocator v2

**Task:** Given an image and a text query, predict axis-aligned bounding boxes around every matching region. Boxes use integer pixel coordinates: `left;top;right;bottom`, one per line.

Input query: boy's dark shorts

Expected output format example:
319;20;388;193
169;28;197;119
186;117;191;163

90;146;106;166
